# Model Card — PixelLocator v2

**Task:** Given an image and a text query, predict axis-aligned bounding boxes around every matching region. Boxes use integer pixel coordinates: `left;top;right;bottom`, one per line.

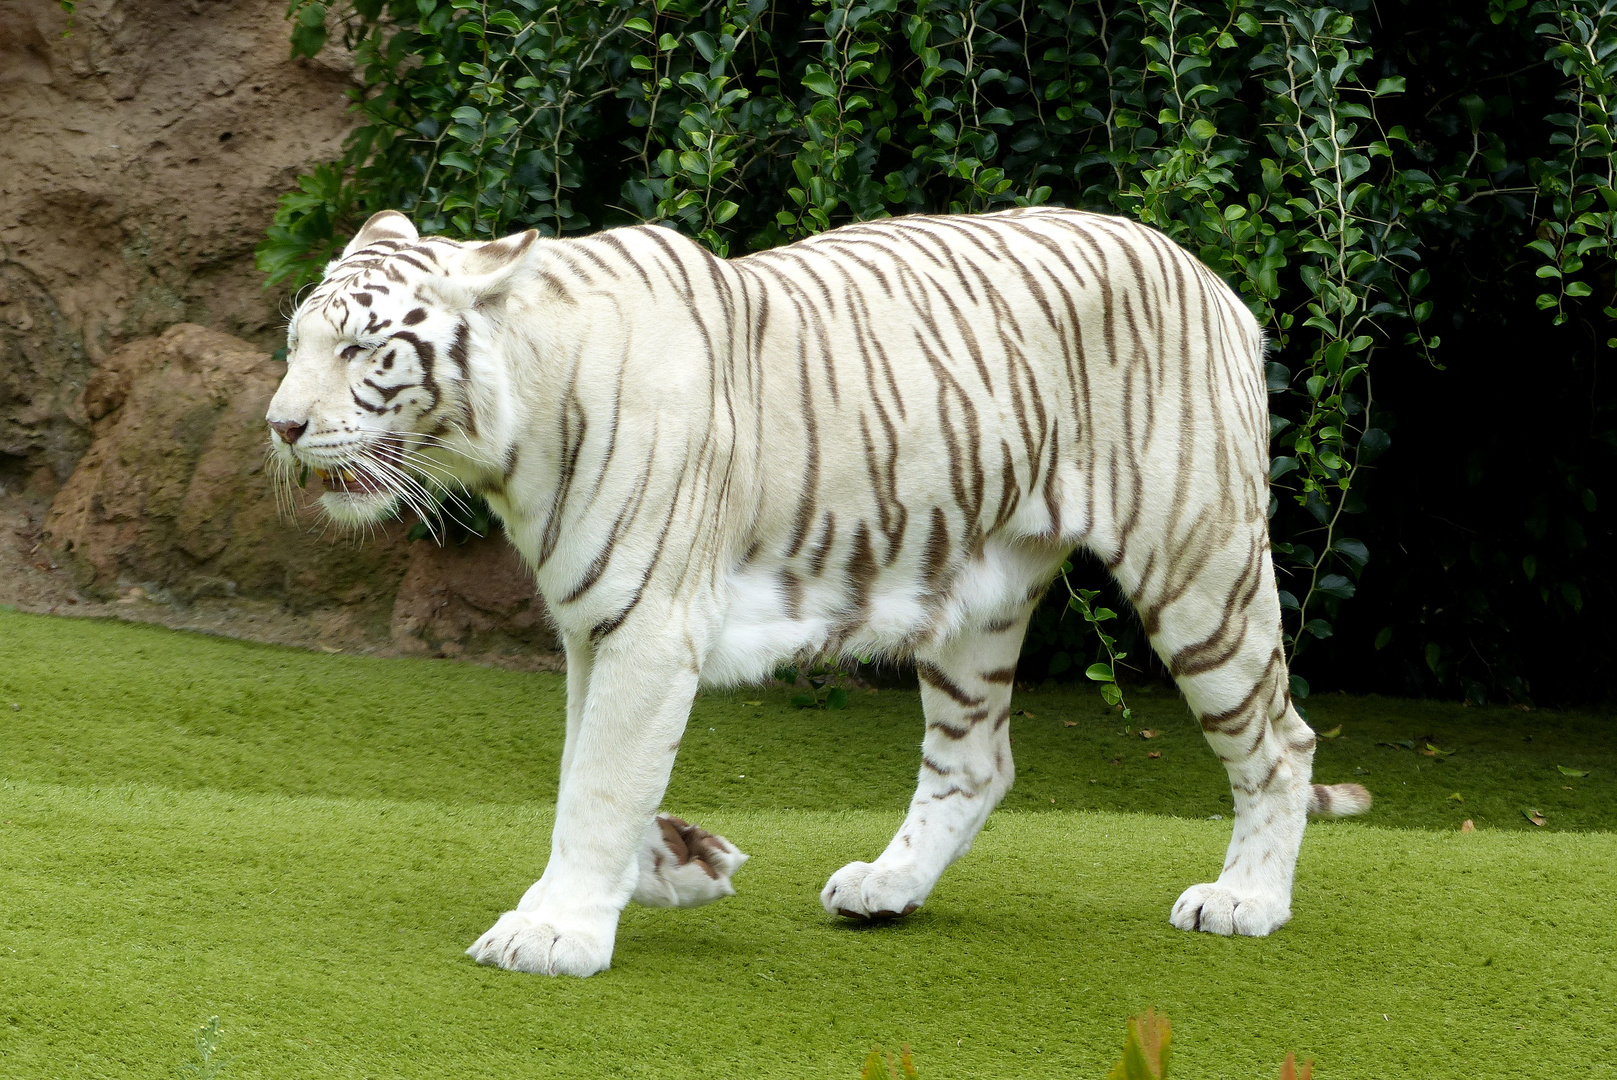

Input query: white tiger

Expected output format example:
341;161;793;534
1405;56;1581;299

266;206;1370;977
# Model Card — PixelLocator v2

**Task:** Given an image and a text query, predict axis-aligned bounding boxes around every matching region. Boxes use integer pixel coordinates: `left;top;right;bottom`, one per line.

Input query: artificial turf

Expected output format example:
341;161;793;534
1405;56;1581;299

2;608;1614;1078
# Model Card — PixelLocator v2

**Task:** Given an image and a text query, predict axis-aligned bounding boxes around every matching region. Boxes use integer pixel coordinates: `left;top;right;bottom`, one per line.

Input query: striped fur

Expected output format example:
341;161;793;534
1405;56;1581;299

266;206;1370;976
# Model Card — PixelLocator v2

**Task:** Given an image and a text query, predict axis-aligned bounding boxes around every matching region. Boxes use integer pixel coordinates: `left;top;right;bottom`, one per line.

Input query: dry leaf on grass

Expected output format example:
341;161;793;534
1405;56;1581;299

1447;792;1464;802
1316;725;1343;740
1064;720;1078;728
1461;819;1475;832
1523;808;1546;827
1557;765;1589;778
1147;751;1162;759
1139;729;1159;739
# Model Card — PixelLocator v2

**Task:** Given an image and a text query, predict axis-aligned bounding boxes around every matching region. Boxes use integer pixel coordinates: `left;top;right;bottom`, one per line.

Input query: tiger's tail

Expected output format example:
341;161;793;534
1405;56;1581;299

1307;783;1372;817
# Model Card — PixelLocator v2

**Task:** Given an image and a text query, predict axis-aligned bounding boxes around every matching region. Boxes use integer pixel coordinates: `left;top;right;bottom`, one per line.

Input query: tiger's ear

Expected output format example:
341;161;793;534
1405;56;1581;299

433;229;547;311
342;210;419;259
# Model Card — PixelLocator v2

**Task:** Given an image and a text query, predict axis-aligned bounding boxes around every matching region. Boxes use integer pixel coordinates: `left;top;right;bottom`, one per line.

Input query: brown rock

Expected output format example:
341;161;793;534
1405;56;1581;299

0;0;358;491
41;323;555;661
44;324;404;614
391;534;556;659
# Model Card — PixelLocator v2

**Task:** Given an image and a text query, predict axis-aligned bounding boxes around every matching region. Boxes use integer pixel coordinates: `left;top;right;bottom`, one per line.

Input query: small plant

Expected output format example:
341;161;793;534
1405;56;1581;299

1109;1007;1171;1080
1280;1052;1315;1080
776;662;851;709
1105;1010;1314;1079
860;1045;918;1080
1058;561;1133;724
179;1016;228;1079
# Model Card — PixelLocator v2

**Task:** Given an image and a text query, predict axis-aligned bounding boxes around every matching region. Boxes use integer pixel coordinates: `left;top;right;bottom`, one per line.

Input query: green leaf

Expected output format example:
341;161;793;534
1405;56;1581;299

1333;538;1369;567
1374;76;1406;96
825;687;849;710
1374;626;1393;650
802;71;837;97
1085;663;1115;683
1100;683;1124;706
1557;765;1589;778
439;152;477;172
1270;456;1300;481
1358;428;1390;463
1316;574;1355;599
624;17;654;32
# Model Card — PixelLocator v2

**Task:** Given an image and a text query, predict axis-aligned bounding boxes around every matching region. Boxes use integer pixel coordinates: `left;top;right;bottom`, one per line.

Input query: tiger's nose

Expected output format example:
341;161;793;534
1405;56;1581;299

269;419;308;445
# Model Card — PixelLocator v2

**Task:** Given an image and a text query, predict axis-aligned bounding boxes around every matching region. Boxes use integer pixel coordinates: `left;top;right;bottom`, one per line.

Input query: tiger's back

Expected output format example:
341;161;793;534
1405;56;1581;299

526;208;1266;686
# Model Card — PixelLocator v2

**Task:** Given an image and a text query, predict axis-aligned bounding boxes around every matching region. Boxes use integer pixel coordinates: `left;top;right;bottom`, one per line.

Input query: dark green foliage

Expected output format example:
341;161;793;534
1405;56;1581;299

404;491;493;543
259;0;1615;705
776;662;854;708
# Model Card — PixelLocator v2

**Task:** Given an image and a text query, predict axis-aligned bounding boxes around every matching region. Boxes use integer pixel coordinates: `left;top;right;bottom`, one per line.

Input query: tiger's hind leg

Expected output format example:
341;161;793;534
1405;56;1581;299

1118;521;1369;936
820;608;1030;920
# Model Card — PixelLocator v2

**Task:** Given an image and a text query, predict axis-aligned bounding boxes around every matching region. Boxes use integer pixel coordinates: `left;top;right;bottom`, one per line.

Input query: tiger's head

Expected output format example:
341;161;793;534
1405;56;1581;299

266;210;544;528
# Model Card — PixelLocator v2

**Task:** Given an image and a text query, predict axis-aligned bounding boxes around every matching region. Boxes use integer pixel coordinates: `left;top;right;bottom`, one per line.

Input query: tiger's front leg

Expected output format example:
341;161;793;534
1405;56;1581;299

466;632;700;976
821;612;1029;920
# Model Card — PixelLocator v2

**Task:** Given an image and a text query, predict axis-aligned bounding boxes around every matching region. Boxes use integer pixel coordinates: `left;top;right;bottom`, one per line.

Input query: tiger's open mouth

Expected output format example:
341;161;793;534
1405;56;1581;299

308;437;407;497
312;466;388;495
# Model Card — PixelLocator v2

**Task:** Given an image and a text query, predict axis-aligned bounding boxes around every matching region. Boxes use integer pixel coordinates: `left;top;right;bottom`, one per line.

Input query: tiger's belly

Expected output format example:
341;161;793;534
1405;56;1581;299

698;532;1064;688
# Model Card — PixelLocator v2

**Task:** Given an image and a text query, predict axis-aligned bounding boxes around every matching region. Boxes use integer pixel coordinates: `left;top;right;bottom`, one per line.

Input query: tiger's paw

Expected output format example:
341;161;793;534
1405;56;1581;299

820;861;927;921
633;814;749;909
465;909;614;977
1169;882;1291;937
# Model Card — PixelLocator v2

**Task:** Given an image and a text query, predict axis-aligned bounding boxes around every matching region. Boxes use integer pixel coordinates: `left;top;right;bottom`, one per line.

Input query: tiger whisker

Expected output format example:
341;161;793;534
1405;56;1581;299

354;447;449;543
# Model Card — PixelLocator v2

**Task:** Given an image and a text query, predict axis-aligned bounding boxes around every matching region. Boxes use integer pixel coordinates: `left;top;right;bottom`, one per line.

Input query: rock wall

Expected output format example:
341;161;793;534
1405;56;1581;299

40;324;557;660
0;1;559;663
0;0;357;491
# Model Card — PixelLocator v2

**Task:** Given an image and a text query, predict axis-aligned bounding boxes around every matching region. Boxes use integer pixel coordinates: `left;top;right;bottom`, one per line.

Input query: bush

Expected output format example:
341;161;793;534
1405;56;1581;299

262;0;1615;705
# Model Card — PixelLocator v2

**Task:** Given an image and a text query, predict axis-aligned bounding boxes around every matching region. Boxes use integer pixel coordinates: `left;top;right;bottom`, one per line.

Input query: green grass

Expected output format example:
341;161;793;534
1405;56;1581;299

2;609;1615;1078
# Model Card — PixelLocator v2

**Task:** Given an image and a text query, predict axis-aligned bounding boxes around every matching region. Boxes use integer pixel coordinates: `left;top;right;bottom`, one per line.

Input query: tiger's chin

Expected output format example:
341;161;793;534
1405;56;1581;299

318;489;400;527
